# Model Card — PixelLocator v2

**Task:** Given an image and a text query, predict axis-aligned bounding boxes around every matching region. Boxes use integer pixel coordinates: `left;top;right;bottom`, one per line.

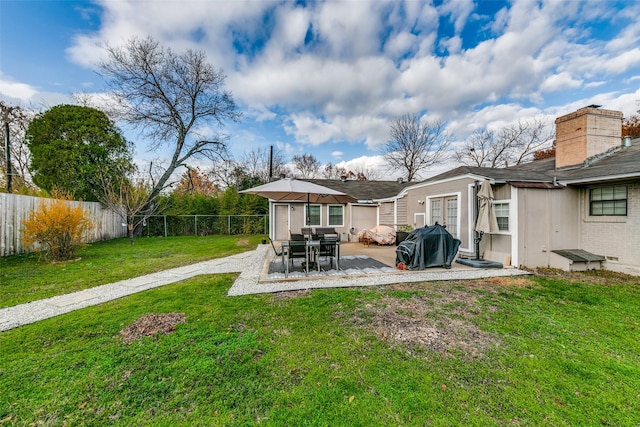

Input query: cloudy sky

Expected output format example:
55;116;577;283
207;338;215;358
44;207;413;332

2;0;640;179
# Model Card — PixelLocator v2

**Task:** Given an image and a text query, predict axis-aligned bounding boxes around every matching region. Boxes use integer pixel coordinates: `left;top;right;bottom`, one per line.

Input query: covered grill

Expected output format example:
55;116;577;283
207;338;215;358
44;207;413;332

395;224;461;270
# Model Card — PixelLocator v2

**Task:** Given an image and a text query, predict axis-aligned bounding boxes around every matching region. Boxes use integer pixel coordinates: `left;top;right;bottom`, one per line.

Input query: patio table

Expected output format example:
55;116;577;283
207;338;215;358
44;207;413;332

280;239;340;276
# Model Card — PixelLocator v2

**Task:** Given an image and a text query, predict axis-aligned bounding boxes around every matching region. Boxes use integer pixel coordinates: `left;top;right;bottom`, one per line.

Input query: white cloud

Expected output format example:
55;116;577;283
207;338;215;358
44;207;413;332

439;0;475;34
55;0;640;169
540;72;582;93
0;73;38;101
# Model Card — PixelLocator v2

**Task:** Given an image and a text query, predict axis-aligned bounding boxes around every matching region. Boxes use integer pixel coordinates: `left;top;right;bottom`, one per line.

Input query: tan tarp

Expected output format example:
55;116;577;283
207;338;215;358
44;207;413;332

357;225;396;245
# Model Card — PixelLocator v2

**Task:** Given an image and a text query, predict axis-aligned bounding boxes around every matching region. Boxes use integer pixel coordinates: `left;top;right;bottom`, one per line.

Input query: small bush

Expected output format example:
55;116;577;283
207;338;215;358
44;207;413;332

21;192;93;261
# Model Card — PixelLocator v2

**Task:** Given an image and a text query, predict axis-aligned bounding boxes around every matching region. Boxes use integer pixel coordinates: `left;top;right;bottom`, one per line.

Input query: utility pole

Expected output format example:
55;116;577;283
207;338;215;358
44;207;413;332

268;145;273;181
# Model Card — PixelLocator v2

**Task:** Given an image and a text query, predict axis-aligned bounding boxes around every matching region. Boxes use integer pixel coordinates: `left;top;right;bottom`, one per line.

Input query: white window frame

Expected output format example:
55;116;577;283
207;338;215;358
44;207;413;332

426;191;461;239
493;200;510;233
304;204;322;227
327;204;344;227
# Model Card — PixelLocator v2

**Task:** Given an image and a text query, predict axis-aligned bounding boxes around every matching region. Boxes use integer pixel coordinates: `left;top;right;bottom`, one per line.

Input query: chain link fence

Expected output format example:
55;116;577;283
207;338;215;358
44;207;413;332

137;215;268;237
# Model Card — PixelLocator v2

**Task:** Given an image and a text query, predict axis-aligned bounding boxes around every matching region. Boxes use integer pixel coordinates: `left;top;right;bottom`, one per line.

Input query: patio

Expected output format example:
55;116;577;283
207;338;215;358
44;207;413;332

261;241;490;282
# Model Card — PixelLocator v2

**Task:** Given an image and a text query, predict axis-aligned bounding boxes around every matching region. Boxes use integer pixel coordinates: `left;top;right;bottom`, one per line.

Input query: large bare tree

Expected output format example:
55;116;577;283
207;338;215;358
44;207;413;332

455;118;553;168
98;36;241;202
382;114;451;182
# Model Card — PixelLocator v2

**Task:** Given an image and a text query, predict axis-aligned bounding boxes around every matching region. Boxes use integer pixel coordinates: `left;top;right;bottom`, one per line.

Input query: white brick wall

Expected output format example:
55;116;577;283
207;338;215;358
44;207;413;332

580;182;640;273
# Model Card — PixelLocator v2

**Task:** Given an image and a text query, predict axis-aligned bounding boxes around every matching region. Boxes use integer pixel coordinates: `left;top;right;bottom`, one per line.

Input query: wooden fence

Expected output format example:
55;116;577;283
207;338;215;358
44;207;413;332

0;193;126;257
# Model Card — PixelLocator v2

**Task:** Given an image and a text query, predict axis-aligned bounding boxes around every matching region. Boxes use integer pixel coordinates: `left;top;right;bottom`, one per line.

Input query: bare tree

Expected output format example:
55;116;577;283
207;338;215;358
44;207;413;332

322;163;350;179
456;118;553;168
240;146;287;183
208;157;238;189
291;153;321;178
98;36;241;203
1;102;35;192
97;167;166;245
323;163;382;180
382;114;451;181
352;166;383;180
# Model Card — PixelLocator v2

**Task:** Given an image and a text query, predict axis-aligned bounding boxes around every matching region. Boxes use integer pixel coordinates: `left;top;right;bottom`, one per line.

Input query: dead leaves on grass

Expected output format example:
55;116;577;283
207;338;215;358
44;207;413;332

119;313;186;343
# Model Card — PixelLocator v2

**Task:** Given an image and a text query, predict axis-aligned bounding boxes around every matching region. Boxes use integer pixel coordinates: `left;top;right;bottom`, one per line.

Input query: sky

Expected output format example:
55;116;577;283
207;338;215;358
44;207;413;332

1;0;640;181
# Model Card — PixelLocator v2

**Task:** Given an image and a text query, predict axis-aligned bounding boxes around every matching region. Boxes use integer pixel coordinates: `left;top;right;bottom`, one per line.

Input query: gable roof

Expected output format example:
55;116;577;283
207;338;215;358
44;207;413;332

305;179;411;201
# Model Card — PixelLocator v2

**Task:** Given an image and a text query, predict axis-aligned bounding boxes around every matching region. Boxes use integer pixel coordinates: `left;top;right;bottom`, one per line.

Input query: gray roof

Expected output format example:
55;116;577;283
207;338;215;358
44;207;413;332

305;140;640;201
419;139;640;187
553;142;640;183
305;179;411;201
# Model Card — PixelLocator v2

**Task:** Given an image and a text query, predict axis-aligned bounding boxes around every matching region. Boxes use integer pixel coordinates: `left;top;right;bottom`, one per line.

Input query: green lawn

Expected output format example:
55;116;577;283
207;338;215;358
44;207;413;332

0;235;264;308
1;269;639;425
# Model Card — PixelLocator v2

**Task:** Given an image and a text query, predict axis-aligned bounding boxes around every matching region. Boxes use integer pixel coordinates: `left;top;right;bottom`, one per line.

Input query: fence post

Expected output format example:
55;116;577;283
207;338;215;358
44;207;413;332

164;216;167;237
228;215;231;235
195;215;198;236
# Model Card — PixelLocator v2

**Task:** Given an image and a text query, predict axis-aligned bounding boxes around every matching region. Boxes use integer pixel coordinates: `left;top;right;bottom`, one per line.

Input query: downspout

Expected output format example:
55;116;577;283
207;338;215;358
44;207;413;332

474;181;481;260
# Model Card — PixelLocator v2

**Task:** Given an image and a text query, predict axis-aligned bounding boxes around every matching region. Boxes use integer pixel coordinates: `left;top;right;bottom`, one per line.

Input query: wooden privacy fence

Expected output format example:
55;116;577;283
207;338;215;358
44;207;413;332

0;193;126;257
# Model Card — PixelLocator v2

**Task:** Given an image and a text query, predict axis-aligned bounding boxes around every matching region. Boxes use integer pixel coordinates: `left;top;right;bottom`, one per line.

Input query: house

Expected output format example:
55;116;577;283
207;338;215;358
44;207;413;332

269;106;639;275
269;178;410;241
388;106;640;275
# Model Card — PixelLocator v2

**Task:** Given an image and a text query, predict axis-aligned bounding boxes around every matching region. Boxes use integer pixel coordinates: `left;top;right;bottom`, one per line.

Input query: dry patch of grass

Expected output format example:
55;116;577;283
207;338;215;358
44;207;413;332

352;284;504;358
119;313;186;343
271;289;312;301
235;237;250;246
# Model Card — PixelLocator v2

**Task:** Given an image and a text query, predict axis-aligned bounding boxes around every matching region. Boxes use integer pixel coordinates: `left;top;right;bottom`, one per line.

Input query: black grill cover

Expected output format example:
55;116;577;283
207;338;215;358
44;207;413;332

395;224;461;269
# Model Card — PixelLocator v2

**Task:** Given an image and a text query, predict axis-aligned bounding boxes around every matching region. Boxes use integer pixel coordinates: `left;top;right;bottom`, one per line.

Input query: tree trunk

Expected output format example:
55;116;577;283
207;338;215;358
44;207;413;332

128;223;135;245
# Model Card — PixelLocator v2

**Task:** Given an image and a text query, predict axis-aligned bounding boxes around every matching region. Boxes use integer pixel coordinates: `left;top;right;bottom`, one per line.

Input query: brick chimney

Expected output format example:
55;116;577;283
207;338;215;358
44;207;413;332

554;106;623;168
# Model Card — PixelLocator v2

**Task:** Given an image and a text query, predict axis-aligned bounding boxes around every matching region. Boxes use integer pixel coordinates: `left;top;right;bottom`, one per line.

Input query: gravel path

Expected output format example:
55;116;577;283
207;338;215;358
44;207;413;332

0;244;530;332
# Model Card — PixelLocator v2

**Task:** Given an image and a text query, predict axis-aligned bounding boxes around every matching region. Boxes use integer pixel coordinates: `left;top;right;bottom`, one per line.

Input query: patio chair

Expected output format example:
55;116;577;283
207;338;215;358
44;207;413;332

269;237;287;273
301;227;314;240
318;235;338;269
287;239;308;274
316;227;338;240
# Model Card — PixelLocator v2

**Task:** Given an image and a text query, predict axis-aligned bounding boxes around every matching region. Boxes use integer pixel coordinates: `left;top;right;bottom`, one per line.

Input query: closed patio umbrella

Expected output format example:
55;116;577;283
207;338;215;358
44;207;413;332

474;180;499;235
456;179;504;268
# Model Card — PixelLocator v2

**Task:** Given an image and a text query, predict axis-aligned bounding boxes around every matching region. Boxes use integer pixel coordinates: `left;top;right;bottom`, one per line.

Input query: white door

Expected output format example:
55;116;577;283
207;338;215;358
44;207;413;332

430;196;458;237
274;204;289;241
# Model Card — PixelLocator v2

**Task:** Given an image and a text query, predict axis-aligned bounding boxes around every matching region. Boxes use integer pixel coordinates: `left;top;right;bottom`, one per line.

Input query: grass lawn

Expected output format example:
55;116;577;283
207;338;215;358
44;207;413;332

1;269;639;425
0;235;264;308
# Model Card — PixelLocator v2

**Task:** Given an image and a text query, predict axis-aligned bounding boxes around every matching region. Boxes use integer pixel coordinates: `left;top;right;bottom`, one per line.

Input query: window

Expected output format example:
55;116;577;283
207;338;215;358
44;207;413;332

430;199;442;225
590;186;627;216
494;202;509;231
305;204;321;226
328;205;344;227
429;196;458;237
446;198;457;236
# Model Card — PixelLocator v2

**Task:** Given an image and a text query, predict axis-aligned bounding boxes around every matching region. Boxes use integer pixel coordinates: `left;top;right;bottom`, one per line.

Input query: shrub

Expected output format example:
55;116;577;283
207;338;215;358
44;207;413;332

21;192;93;261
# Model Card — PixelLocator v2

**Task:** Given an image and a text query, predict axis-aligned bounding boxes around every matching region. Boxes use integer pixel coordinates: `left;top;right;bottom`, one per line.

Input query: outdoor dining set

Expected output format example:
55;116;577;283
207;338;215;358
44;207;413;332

271;228;341;277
